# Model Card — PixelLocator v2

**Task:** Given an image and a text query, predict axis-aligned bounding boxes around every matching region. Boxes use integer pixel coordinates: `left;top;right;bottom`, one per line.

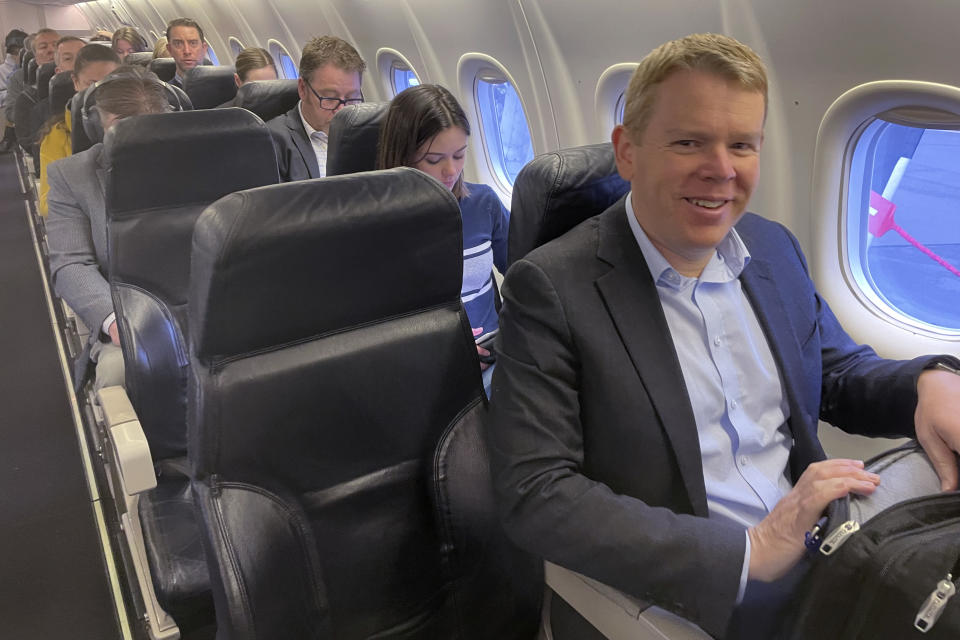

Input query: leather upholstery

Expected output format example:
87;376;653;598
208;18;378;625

26;58;37;85
507;142;629;266
430;399;543;639
20;51;34;80
104;109;279;629
82;75;193;145
69;89;92;153
124;51;153;67
326;101;388;176
188;168;520;638
36;62;55;100
228;78;298;122
49;71;76;117
149;57;177;82
184;65;237;109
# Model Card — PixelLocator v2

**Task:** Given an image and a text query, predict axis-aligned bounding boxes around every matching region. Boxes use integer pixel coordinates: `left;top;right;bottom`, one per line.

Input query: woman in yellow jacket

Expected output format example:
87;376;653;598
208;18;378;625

38;45;120;215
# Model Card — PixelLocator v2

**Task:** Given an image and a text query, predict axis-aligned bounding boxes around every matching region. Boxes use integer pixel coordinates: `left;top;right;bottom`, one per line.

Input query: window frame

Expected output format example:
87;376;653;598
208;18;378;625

228;37;244;61
375;48;422;98
457;53;535;199
268;40;298;79
595;63;638;137
812;80;960;349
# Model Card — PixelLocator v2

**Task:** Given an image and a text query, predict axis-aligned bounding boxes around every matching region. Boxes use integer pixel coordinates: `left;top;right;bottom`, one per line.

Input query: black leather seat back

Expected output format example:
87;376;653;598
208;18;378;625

326;101;389;176
20;50;34;77
36;62;55;100
82;75;193;145
184;65;237;109
124;51;153;67
188;168;485;638
149;57;176;82
49;71;76;117
105;109;279;461
228;78;298;121
508;142;629;267
26;58;37;85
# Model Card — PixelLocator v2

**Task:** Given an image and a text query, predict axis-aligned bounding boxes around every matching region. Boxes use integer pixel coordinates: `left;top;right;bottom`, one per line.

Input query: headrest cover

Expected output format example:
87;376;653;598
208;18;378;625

190;167;463;361
36;62;55;98
49;71;76;116
124;51;153;67
508;142;629;266
148;57;176;82
70;88;92;153
326;102;389;176
184;65;237;109
105;108;277;215
229;79;298;122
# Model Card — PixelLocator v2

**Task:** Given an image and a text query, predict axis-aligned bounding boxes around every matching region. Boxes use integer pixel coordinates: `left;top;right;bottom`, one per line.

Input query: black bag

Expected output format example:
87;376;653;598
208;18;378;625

784;442;960;639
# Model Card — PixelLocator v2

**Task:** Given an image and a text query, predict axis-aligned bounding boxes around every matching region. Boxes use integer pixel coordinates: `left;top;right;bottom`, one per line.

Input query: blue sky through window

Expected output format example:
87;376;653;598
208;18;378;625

476;77;533;186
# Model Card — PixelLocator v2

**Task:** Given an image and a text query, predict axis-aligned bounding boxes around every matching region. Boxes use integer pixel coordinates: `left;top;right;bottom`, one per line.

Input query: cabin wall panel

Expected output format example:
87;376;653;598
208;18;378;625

0;2;43;38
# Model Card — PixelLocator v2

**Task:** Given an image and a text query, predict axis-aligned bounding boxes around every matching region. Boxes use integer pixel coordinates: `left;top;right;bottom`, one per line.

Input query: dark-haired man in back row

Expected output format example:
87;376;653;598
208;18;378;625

165;17;207;89
266;35;365;181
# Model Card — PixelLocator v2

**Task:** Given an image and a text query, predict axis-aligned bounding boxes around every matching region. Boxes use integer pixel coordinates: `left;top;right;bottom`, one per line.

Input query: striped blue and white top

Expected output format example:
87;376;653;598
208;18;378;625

460;182;509;339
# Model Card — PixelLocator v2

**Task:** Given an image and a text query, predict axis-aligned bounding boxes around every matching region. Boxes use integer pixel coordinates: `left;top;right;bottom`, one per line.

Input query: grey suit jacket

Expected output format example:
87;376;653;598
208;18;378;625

489;201;935;637
266;103;320;182
47;143;111;347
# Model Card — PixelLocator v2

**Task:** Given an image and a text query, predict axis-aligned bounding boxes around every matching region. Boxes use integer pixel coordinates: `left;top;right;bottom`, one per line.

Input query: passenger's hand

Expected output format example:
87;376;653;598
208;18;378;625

915;368;960;492
747;459;880;582
108;320;120;346
477;345;491;371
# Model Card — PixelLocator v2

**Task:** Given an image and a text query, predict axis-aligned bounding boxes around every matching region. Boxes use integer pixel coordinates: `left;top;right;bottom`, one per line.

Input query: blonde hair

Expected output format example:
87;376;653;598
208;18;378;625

152;37;168;59
622;33;767;139
235;47;275;82
112;27;148;54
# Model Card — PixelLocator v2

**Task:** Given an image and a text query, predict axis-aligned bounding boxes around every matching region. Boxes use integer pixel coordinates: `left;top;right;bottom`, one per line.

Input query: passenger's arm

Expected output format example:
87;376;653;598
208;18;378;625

915;366;960;491
46;159;114;338
489;191;509;275
489;258;745;638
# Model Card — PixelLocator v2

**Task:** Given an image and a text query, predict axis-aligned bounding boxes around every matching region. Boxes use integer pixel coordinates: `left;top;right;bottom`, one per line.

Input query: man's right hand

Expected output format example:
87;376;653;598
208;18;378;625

747;459;880;582
107;320;120;346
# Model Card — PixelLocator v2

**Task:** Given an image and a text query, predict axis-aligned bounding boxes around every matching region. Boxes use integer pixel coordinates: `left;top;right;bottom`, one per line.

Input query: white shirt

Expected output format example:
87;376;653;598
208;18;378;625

298;101;327;178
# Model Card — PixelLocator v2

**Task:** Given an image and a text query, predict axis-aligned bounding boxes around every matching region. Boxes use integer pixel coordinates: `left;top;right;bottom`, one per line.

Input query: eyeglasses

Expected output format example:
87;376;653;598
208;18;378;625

304;79;364;111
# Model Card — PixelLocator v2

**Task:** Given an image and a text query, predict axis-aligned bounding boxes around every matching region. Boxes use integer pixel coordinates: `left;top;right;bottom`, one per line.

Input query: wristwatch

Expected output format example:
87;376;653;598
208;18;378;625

930;361;960;376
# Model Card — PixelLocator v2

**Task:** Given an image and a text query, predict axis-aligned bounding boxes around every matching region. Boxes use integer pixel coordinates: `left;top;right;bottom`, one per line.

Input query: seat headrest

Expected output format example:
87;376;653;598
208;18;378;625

70;88;92;153
26;58;38;85
124;51;153;67
184;65;238;109
82;72;193;145
149;57;176;82
228;79;298;122
36;62;55;98
20;50;33;69
326;102;389;176
49;71;76;116
190;167;463;362
508;142;629;266
105;108;277;215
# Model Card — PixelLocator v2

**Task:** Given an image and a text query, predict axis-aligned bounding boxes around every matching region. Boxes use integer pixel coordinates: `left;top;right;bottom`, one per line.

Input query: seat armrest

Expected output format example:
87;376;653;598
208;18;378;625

544;561;711;640
97;386;157;495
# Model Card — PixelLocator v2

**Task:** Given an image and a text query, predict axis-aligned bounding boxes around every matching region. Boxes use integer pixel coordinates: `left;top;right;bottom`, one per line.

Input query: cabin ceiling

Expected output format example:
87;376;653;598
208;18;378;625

16;0;83;5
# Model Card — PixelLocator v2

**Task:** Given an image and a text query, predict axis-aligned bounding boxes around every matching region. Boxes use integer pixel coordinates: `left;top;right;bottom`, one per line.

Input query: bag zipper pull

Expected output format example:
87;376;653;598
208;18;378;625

819;520;860;556
914;574;957;633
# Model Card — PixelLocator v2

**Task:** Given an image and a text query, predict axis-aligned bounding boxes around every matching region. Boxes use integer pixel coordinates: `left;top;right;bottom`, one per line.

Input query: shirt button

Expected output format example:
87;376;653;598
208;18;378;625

740;456;749;466
713;336;721;346
730;399;738;410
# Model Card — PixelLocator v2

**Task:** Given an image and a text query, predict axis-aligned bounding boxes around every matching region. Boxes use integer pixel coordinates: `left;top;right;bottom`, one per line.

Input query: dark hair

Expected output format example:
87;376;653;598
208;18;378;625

95;66;171;120
299;35;365;82
74;43;122;76
38;70;77;139
235;47;275;82
5;28;27;49
165;18;204;43
377;84;471;199
111;27;148;54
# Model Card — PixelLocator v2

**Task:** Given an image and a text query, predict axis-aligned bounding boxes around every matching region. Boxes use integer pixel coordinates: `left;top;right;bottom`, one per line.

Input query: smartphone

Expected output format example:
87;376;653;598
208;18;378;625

475;329;498;364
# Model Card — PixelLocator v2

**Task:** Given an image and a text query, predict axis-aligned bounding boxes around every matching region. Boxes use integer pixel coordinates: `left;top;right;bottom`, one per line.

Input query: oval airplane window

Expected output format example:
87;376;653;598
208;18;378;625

229;37;244;60
376;48;421;98
596;63;638;137
847;112;960;331
269;41;299;79
474;68;534;189
206;44;220;66
812;81;960;348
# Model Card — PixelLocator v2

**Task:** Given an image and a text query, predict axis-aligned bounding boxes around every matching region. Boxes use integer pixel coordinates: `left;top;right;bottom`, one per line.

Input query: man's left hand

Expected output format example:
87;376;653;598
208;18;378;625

915;367;960;491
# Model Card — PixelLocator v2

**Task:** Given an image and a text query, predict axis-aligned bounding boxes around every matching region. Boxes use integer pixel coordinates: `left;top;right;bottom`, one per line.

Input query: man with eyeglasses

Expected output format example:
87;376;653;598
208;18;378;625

267;35;365;181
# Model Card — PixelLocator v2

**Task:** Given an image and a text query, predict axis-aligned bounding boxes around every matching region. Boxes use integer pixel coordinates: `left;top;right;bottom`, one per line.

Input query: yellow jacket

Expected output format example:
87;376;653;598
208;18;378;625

38;111;72;217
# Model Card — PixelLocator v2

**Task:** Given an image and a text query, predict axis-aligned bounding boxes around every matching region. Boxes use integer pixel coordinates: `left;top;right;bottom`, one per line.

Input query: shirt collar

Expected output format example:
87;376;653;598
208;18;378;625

623;191;751;289
298;101;327;141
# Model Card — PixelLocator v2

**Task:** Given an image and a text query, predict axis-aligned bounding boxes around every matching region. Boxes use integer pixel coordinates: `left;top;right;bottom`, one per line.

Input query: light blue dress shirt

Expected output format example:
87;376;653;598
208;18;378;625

624;194;794;601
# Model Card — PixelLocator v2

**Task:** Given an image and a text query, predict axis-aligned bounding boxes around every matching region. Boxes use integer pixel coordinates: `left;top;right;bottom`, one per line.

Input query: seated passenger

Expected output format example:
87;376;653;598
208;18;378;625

53;36;84;74
266;35;364;181
488;33;960;640
111;26;148;61
164;18;207;88
37;45;119;215
233;47;277;87
377;84;508;394
46;67;172;390
151;37;167;60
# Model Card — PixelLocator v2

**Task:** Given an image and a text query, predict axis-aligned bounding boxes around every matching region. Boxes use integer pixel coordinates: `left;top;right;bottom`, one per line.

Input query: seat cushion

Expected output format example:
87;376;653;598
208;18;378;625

138;464;214;625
